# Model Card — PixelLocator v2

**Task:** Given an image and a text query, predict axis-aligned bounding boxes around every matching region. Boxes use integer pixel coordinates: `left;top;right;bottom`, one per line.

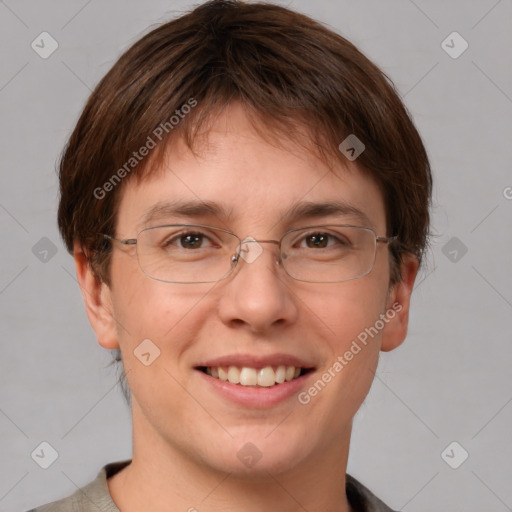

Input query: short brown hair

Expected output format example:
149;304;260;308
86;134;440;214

58;0;431;288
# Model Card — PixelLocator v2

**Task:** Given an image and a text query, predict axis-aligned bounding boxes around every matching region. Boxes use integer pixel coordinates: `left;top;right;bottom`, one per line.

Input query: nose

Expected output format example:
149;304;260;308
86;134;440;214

217;238;299;333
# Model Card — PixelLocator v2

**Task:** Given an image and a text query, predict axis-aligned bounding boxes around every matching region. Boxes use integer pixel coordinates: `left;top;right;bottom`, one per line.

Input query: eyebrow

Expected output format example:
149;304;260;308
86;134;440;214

138;199;374;230
138;200;234;230
284;200;374;228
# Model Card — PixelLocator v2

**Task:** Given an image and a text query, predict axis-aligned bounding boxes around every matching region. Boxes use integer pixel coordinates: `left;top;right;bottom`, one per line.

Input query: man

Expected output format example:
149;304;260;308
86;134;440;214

29;1;432;510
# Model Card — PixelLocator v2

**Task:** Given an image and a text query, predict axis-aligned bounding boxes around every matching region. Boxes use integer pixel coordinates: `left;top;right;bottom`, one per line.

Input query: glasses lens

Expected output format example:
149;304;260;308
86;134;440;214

134;224;379;284
281;225;377;282
137;225;239;283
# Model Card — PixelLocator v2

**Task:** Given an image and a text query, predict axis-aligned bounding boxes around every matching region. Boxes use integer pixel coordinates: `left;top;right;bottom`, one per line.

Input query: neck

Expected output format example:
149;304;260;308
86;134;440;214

108;400;354;512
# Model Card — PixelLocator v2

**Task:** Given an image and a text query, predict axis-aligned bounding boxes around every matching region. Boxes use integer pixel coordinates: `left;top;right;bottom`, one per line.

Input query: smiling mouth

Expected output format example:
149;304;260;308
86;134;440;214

197;365;312;387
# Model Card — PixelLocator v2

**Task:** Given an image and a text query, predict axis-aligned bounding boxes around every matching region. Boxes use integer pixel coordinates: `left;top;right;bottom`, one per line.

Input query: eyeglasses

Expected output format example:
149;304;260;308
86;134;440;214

102;224;397;284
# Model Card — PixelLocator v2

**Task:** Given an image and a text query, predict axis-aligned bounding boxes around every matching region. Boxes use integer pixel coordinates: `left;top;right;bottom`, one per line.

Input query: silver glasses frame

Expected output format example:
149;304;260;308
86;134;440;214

102;223;398;284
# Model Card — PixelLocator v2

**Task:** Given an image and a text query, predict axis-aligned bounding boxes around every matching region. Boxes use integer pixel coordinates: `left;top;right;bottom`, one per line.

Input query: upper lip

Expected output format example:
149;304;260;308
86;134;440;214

195;353;315;369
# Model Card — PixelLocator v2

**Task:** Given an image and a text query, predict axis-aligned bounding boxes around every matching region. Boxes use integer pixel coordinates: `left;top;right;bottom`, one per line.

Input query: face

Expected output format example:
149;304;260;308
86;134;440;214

81;103;417;477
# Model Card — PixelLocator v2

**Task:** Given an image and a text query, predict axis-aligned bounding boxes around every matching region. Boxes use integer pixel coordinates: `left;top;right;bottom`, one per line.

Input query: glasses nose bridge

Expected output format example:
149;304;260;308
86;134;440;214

240;238;281;252
251;238;280;246
233;237;283;265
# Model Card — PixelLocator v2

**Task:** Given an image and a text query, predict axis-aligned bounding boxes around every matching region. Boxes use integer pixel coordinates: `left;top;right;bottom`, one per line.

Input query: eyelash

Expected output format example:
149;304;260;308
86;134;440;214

162;230;350;250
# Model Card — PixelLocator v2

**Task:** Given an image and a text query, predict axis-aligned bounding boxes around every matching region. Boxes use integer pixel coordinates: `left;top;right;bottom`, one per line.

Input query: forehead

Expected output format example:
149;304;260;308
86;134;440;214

116;104;386;236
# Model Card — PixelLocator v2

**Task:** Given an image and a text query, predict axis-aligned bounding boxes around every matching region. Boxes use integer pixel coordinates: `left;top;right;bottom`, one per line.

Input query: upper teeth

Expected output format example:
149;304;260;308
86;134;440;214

205;365;301;387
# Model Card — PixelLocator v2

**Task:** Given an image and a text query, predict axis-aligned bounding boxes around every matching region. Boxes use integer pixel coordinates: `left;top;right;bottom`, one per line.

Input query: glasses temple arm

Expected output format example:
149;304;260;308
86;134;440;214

102;234;137;245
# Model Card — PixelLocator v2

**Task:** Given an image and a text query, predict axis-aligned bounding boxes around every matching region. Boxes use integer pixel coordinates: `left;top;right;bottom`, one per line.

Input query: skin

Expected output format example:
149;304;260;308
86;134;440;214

75;103;418;512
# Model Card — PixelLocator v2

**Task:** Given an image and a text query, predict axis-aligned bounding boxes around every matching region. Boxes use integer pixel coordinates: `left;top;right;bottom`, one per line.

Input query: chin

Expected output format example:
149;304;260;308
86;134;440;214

204;429;314;477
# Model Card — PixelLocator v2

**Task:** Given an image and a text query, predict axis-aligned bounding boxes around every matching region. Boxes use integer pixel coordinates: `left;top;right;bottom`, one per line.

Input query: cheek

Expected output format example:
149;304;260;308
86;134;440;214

110;255;216;354
304;276;389;351
298;283;387;428
326;300;384;391
113;284;193;340
300;277;389;402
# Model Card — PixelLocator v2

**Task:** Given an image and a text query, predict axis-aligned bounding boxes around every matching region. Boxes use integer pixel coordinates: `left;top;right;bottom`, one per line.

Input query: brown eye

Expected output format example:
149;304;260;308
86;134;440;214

296;232;349;249
305;233;329;248
179;233;205;249
160;230;214;250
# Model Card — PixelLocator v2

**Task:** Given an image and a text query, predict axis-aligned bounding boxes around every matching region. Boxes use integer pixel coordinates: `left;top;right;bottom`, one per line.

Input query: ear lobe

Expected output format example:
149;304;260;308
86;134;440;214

73;241;120;350
380;254;419;352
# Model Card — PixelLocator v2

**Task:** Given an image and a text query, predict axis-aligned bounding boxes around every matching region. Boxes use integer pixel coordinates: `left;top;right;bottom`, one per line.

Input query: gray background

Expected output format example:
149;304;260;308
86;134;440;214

1;1;511;511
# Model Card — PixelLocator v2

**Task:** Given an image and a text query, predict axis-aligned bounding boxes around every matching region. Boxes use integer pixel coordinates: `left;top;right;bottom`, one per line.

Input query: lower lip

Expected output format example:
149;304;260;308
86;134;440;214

196;369;313;408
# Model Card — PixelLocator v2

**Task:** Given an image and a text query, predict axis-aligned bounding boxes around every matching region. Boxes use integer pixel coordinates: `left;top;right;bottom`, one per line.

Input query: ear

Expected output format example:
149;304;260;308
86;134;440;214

380;254;419;352
73;241;119;350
